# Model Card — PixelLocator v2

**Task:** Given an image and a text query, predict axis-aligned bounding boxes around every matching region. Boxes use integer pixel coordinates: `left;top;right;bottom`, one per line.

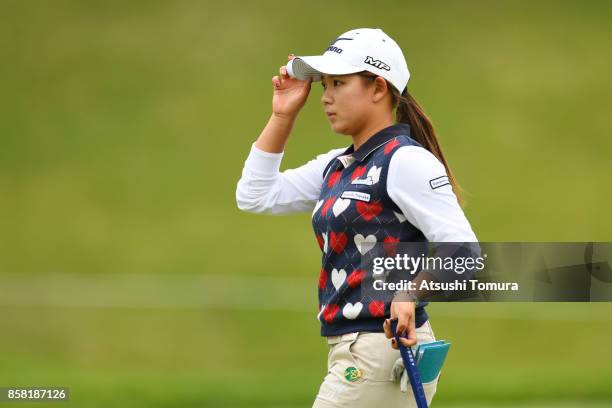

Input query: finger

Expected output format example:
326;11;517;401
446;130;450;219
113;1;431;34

399;336;417;348
288;53;295;60
396;315;409;336
280;66;289;78
405;320;417;347
383;319;393;338
391;338;398;350
272;76;280;89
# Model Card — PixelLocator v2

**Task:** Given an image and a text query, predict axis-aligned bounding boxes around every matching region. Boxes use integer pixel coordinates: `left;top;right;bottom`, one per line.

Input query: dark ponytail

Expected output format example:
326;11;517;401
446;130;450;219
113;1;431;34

393;87;465;207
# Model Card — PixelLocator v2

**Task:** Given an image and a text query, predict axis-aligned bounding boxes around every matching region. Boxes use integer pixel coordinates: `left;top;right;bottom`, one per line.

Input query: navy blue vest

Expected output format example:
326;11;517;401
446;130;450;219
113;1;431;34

311;123;429;336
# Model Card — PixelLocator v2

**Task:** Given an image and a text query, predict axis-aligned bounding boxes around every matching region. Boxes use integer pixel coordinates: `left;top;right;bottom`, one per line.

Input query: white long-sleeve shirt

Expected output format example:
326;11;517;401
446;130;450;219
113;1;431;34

236;142;477;243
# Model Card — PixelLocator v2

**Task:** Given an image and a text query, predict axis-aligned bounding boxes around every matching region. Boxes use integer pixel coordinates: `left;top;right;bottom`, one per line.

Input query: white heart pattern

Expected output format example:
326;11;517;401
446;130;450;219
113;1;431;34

332;198;351;217
342;302;363;320
354;234;377;255
331;268;347;290
393;211;407;223
312;199;324;218
367;166;382;185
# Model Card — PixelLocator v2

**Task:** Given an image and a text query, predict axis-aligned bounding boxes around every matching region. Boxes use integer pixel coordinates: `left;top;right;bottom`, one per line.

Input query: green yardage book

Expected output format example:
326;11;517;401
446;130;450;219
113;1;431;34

414;341;451;383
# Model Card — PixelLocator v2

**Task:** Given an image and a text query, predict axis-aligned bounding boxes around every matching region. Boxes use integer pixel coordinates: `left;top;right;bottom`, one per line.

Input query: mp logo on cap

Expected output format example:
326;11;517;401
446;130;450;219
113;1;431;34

364;56;391;71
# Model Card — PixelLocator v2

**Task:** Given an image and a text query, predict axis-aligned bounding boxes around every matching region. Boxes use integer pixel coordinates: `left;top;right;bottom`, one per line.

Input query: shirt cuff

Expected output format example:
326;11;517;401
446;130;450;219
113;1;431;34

244;143;285;175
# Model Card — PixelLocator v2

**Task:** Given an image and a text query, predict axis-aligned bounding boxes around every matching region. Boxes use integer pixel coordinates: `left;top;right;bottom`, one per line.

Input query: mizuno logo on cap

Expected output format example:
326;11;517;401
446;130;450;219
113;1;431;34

326;46;343;54
325;37;353;54
364;56;391;71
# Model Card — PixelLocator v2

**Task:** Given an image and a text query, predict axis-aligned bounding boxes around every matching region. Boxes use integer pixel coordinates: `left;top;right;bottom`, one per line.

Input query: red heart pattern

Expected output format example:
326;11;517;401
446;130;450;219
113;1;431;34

383;236;400;257
384;138;400;155
356;200;383;221
368;301;386;317
322;304;339;323
327;171;342;188
318;268;327;289
321;196;336;217
329;231;348;254
347;269;365;288
351;165;366;181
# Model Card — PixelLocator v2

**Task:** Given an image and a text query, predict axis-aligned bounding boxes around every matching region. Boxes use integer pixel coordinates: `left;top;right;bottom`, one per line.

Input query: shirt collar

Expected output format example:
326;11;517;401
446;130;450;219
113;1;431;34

335;123;411;168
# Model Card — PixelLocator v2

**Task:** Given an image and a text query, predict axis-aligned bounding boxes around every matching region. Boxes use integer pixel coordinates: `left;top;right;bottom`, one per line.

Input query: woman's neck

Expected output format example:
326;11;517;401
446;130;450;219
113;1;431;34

351;117;396;151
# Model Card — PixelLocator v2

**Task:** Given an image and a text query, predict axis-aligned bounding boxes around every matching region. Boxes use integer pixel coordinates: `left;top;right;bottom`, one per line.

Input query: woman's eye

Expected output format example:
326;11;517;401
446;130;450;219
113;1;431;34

321;80;340;89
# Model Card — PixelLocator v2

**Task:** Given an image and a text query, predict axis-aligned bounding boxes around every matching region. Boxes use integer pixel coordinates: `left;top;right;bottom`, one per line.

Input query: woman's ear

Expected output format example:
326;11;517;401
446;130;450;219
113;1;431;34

372;76;389;103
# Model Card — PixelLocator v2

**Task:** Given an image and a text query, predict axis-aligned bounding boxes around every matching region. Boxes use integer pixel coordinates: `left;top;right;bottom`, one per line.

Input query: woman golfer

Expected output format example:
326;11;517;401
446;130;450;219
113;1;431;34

236;28;477;407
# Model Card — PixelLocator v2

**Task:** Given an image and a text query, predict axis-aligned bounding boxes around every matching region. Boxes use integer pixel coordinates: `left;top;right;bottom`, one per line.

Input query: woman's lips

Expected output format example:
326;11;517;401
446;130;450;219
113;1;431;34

326;112;336;118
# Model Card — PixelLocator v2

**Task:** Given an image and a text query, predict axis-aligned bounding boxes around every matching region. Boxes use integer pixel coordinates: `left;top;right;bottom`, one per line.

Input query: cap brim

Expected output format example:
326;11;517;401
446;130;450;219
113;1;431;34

288;55;362;81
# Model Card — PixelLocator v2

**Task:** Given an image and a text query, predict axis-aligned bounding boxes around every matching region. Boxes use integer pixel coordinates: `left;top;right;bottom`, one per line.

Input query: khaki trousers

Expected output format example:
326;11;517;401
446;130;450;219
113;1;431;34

312;320;440;408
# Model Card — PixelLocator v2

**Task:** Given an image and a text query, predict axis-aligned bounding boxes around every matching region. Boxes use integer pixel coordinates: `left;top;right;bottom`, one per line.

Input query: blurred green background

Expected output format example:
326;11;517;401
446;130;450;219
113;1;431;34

1;0;612;406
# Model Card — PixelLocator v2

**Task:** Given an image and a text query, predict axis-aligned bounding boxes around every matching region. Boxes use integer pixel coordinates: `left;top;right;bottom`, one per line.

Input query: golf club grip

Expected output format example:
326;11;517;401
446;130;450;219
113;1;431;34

390;319;428;408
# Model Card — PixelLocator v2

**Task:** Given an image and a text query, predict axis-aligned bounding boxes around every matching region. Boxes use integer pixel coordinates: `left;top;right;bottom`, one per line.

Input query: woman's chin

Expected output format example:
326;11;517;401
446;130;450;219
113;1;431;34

329;120;350;135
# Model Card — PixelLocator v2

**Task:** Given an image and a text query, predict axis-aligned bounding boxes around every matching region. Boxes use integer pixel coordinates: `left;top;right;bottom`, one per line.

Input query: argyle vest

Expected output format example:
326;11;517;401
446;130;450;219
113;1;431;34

311;128;429;336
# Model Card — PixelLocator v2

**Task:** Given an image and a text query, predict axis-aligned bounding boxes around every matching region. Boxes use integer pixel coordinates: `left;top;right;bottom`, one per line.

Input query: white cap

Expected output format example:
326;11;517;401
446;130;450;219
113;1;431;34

286;28;410;93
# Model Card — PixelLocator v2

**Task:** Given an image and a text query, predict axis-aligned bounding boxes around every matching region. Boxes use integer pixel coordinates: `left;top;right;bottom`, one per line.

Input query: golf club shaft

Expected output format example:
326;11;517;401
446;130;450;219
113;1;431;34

390;319;428;408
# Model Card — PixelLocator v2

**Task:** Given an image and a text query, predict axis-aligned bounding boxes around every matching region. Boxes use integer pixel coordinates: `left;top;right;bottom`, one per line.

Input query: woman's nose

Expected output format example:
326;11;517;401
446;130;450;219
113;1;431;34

321;88;332;105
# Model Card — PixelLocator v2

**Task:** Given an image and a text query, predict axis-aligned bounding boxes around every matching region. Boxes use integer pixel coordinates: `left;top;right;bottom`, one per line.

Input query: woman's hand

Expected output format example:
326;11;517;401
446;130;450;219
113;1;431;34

271;55;312;120
383;301;417;349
